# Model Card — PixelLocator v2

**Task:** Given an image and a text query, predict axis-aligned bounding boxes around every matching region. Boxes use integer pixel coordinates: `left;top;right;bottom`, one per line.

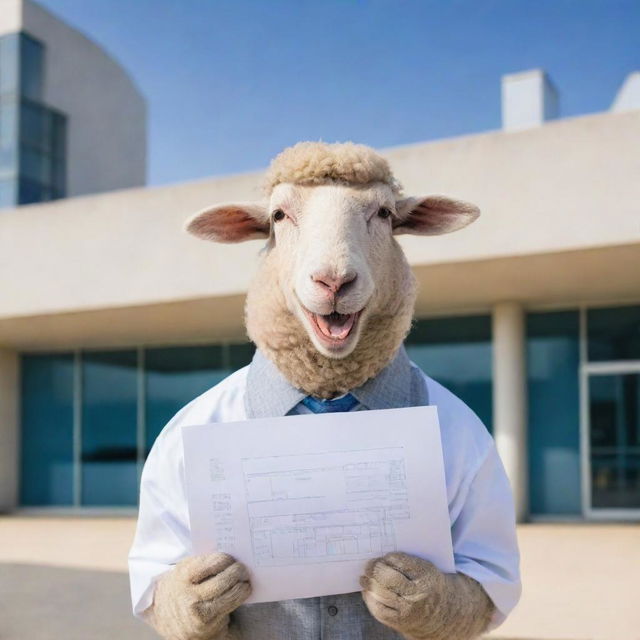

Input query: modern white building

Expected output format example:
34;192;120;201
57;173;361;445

0;0;146;207
0;10;638;522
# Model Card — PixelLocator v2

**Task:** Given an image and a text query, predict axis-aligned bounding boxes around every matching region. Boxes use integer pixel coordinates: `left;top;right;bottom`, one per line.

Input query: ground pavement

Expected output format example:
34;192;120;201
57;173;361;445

0;518;637;640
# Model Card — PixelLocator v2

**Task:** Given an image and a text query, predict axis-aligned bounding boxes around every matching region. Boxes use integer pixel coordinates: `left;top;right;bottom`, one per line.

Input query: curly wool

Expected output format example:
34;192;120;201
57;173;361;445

245;247;416;399
263;141;403;196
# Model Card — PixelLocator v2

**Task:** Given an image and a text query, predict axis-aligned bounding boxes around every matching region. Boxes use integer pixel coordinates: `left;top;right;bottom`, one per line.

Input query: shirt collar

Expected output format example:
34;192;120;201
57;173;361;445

244;345;416;419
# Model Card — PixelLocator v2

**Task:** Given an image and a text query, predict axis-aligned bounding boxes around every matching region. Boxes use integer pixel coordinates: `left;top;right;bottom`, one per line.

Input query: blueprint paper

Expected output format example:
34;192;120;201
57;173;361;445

181;406;454;604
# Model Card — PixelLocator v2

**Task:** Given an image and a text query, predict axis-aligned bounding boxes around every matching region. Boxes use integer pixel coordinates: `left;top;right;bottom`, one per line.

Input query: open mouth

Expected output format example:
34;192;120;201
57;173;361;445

301;307;362;350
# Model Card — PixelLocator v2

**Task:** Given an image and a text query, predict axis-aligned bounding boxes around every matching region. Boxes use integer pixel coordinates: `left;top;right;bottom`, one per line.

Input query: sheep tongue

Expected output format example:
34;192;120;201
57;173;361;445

316;313;355;340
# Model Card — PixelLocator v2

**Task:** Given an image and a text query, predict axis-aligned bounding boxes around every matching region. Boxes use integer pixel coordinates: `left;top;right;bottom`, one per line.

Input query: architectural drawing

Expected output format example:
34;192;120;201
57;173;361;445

241;449;410;567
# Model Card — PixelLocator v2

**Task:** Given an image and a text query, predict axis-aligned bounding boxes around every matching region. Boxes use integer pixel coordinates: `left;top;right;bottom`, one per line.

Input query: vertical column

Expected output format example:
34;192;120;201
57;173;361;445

0;348;19;512
492;302;528;522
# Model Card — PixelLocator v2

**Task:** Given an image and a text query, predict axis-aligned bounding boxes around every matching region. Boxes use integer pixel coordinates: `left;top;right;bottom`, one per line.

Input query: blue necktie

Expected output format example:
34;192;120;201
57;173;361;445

301;393;359;414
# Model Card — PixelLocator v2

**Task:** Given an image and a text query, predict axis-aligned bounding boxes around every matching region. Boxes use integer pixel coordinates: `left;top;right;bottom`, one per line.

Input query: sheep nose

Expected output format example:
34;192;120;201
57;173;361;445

311;271;357;296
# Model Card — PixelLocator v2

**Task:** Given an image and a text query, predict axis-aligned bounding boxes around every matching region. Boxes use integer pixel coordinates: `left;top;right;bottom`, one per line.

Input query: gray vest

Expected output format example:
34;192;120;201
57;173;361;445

233;347;430;639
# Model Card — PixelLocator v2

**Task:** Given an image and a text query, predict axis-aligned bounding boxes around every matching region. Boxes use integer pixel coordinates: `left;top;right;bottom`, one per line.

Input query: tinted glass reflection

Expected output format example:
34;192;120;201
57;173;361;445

588;305;640;362
81;350;138;506
19;33;43;101
405;315;492;431
144;344;255;455
589;373;640;509
0;33;19;95
527;311;581;514
20;353;74;506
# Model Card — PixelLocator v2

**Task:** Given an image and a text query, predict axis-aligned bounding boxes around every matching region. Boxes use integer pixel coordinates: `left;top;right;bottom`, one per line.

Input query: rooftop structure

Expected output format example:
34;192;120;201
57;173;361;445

0;0;146;207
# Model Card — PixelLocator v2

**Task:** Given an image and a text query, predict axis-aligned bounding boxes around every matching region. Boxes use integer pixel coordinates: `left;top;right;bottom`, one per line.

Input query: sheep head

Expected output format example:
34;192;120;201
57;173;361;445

185;142;479;396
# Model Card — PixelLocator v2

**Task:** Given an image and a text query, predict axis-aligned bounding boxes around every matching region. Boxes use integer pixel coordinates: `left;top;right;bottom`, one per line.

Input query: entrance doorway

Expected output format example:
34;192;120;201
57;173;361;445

584;367;640;516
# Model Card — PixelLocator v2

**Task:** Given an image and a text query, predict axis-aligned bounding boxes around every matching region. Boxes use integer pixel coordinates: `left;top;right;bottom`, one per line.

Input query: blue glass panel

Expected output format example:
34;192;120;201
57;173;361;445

17;100;66;202
0;33;19;95
18;178;50;204
527;311;581;515
19;33;44;101
0;97;18;150
228;342;256;371
20;99;49;151
51;111;66;160
20;147;50;183
145;345;229;455
589;373;640;509
20;353;74;506
0;178;16;208
405;316;492;431
81;350;138;506
587;305;640;362
51;157;65;195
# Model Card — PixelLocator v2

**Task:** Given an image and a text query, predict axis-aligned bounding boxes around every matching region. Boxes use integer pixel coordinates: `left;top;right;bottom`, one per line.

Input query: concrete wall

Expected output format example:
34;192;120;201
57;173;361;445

0;349;19;511
0;109;639;350
0;0;21;33
0;0;147;196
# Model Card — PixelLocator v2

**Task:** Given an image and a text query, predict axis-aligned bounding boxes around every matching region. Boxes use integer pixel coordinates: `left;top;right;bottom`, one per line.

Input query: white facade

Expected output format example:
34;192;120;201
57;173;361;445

0;0;146;197
0;56;639;520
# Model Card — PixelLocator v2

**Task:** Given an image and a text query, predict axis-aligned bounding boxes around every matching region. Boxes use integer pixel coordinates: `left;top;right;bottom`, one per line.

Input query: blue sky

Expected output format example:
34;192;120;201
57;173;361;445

38;0;640;186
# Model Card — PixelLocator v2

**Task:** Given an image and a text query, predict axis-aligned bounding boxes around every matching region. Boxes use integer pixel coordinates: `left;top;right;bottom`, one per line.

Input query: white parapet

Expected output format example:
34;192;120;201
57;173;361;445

492;302;528;522
611;71;640;112
502;69;559;131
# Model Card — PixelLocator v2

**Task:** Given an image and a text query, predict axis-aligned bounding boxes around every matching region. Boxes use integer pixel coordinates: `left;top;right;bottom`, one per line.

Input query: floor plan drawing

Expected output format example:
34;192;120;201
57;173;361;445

242;449;411;566
182;406;454;604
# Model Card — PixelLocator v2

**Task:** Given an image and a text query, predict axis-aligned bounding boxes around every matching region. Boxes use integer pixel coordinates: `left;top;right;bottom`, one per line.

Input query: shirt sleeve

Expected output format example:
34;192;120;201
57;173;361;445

450;441;522;629
128;425;192;617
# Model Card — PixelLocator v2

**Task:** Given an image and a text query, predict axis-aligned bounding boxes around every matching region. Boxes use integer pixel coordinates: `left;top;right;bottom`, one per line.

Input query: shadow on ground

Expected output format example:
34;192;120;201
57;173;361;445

0;563;158;639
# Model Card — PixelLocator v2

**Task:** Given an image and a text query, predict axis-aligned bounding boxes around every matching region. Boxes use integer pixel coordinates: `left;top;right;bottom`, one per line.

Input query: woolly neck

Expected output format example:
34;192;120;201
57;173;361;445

245;253;416;399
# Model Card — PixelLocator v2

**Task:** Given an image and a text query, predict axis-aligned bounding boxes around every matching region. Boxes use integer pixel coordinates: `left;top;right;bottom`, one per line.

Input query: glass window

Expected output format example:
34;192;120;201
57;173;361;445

20;147;50;183
0;178;16;208
18;177;50;204
228;342;255;371
51;156;66;196
16;102;66;202
20;353;74;506
527;311;581;515
0;33;19;95
20;342;257;507
20;99;48;151
0;97;18;153
145;345;228;455
19;33;44;101
589;373;640;509
81;350;138;506
0;147;17;178
51;111;66;160
588;305;640;362
405;315;492;431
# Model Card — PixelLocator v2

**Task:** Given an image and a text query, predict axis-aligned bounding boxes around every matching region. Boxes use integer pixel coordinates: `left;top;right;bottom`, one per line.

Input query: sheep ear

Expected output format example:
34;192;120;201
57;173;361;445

184;202;270;243
393;195;480;236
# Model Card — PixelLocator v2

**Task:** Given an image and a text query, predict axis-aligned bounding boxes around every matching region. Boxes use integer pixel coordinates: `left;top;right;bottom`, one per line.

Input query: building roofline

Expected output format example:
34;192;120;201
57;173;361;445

3;104;636;215
21;0;146;106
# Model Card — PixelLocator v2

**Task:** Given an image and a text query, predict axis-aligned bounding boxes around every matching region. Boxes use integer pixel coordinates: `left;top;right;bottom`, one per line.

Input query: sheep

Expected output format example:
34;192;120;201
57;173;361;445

131;141;519;640
188;141;479;399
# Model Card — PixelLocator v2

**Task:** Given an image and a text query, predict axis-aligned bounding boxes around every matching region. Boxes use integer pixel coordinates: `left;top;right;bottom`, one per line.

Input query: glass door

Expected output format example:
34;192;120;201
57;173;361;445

586;370;640;516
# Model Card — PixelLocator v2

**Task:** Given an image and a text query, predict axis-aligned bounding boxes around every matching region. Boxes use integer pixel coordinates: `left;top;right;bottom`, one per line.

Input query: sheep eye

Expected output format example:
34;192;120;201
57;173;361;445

377;207;392;219
273;209;286;222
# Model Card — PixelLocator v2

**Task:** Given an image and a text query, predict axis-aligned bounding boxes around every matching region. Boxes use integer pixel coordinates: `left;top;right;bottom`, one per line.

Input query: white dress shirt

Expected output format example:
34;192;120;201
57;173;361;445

129;347;521;633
